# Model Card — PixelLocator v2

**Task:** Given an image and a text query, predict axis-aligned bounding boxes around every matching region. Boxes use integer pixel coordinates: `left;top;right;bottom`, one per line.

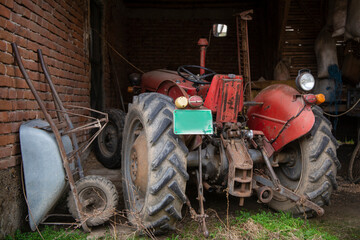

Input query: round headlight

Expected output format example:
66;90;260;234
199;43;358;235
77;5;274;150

295;70;315;91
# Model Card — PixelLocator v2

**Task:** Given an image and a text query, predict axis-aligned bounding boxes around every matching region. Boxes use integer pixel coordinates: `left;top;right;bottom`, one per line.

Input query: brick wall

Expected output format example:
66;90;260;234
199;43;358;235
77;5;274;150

0;0;90;236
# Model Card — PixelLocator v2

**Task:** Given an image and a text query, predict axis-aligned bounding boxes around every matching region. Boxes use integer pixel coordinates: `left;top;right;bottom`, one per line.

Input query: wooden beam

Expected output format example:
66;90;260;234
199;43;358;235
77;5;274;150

277;0;291;61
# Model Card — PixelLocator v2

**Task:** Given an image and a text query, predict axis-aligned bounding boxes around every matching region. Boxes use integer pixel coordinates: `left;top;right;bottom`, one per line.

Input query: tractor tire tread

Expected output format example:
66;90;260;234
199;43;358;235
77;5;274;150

150;167;176;195
151;117;172;144
312;106;332;127
269;107;338;216
168;180;187;203
320;125;339;148
122;93;188;234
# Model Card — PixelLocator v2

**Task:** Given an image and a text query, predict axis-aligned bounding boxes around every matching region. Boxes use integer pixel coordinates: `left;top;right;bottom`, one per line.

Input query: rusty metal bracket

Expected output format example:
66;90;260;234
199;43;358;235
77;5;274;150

254;152;325;217
223;138;253;206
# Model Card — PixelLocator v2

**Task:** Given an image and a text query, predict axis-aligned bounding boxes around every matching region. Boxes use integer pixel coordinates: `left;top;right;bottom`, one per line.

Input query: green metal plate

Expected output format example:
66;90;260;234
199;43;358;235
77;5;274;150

173;109;213;135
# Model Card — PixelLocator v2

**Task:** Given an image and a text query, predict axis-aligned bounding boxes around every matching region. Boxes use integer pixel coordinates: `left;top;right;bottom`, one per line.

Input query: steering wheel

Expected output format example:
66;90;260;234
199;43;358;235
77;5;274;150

177;65;216;84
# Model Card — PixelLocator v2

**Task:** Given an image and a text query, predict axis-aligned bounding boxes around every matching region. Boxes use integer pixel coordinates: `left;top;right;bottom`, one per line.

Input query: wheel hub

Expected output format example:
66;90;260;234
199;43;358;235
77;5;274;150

79;187;107;214
100;124;118;156
279;144;302;182
130;150;138;182
130;133;148;194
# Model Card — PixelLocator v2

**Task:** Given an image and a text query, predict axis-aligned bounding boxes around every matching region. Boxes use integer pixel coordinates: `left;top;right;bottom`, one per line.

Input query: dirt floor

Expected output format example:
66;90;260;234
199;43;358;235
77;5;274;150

83;144;360;239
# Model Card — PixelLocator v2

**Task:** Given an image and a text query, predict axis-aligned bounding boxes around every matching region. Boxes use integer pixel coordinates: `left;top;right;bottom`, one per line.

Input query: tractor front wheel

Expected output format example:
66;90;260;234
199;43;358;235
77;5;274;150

269;106;340;216
94;109;125;169
67;175;119;226
122;93;189;234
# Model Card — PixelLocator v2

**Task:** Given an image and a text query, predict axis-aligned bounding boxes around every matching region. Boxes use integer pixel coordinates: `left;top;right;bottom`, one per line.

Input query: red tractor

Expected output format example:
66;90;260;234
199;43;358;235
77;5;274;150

119;24;340;235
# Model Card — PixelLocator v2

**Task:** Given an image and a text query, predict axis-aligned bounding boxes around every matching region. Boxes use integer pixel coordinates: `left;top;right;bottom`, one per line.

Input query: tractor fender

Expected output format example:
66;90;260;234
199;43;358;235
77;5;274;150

156;80;189;101
141;70;189;101
247;84;315;152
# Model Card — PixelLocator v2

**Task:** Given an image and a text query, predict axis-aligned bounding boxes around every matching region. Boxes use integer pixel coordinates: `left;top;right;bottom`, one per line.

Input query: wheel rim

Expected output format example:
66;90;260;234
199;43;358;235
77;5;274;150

124;117;149;213
79;186;107;214
349;142;360;183
275;140;303;192
99;122;118;158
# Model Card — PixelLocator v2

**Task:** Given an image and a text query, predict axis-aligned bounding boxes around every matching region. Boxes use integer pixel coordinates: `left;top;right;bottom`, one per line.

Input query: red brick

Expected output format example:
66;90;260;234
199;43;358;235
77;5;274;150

0;145;13;158
4;19;15;32
0;112;9;122
0;29;13;42
0;88;9;98
10;122;21;133
0;156;21;169
0;4;10;19
0;52;13;65
5;65;22;78
0;75;14;87
0;134;17;145
22;0;42;18
0;64;5;75
4;0;14;9
13;2;31;20
0;100;13;110
0;122;12;134
8;111;24;121
7;89;16;99
0;40;6;51
40;0;52;13
14;78;28;89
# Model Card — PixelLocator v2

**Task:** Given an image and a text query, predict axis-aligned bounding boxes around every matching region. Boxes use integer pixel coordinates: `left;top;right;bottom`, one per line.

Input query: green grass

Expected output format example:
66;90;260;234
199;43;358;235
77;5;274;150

5;226;88;240
6;211;339;240
170;210;338;240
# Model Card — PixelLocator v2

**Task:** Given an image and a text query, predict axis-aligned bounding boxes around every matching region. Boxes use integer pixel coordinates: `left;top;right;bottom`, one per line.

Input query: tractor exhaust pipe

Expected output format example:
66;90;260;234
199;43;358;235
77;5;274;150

198;38;208;75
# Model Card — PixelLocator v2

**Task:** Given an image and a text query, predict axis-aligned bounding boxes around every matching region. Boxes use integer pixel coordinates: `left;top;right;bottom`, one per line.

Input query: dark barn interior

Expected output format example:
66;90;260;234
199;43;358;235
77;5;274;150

102;0;328;110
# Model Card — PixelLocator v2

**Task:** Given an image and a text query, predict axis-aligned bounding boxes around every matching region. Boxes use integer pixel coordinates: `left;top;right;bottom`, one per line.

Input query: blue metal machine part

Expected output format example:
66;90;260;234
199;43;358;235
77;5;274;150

20;119;73;231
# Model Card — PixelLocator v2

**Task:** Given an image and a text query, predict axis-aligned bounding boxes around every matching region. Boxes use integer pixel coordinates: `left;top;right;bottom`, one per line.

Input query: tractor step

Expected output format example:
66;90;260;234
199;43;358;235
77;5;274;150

224;139;253;205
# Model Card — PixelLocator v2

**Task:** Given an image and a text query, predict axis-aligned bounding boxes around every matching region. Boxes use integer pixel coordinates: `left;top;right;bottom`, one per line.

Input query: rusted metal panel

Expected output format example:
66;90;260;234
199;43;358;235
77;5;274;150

216;78;243;123
204;74;244;123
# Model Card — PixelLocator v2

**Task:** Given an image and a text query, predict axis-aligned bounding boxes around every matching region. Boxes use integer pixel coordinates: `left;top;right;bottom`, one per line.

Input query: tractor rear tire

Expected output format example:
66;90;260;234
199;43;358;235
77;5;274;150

68;175;119;226
122;93;189;234
94;109;125;169
269;106;340;216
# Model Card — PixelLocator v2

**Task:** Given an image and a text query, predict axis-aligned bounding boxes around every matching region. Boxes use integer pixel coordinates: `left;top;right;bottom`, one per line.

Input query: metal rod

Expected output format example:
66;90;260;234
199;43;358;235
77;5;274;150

197;145;209;237
38;49;84;178
260;147;280;188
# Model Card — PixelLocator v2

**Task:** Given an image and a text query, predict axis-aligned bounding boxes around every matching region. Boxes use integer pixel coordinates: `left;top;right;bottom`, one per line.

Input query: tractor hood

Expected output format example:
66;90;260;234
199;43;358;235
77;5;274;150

141;69;185;91
140;69;211;100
